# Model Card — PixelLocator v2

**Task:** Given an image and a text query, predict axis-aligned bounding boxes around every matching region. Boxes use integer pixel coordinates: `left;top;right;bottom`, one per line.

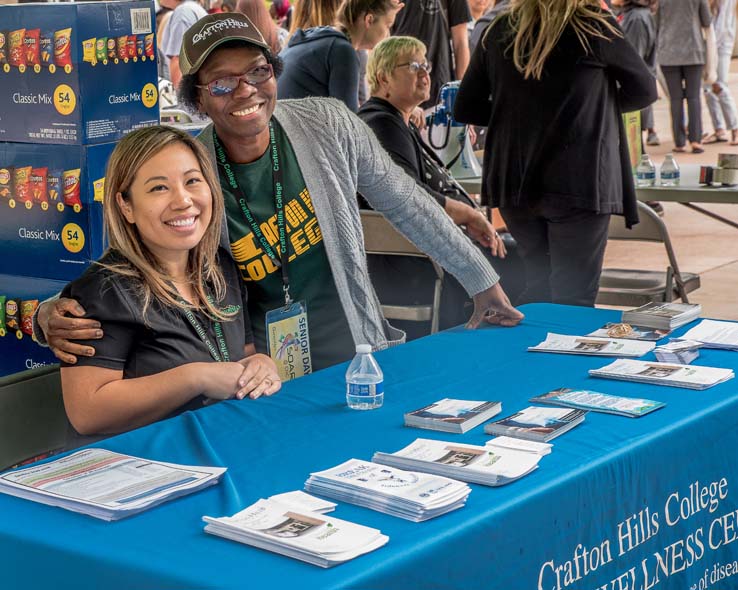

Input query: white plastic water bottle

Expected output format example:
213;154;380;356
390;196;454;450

660;153;680;186
636;154;656;187
345;344;384;410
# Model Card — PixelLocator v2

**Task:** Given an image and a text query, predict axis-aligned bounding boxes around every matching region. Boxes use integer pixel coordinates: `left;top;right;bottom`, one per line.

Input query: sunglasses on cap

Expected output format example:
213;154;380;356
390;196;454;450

196;63;273;97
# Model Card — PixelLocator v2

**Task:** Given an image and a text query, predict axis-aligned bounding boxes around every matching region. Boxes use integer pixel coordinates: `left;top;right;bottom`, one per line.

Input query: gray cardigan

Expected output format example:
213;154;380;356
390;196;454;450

656;0;712;66
199;98;500;352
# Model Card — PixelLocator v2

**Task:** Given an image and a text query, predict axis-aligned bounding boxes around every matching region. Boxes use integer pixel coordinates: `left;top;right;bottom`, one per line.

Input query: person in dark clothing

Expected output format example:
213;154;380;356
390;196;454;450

469;0;509;53
391;0;471;108
454;0;656;307
359;36;523;336
278;0;400;111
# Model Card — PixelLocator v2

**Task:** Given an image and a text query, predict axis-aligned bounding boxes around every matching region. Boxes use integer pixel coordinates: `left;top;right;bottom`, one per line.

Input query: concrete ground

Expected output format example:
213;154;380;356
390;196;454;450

601;62;738;320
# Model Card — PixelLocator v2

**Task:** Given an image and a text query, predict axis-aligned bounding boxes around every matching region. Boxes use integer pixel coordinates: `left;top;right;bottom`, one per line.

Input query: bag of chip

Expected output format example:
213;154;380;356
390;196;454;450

5;299;20;331
14;166;32;203
47;169;62;202
54;28;72;68
107;37;116;60
0;166;13;199
96;37;107;62
116;35;127;60
0;295;5;335
39;30;53;65
63;168;81;207
126;35;136;59
136;36;144;57
0;31;7;64
24;28;40;66
82;37;96;65
20;300;39;336
31;167;48;203
9;29;26;67
144;33;155;59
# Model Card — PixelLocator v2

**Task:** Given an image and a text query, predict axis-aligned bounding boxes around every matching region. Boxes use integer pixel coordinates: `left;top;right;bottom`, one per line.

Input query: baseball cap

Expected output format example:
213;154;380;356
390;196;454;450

179;13;271;77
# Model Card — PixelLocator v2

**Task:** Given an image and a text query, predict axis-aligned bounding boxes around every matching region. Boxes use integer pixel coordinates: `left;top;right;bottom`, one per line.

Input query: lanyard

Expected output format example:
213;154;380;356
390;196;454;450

214;121;292;305
178;294;230;363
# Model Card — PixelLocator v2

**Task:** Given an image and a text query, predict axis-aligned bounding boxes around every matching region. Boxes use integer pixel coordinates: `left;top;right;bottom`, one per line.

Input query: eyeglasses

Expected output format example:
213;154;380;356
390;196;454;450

197;64;273;97
395;61;432;75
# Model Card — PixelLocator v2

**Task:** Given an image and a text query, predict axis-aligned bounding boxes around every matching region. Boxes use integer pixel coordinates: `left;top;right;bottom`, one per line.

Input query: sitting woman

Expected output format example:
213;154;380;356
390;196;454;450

358;36;523;335
278;0;401;111
60;126;281;441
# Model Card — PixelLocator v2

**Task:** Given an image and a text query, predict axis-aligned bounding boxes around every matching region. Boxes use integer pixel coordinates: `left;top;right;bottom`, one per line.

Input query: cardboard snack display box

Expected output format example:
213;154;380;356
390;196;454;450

0;1;158;145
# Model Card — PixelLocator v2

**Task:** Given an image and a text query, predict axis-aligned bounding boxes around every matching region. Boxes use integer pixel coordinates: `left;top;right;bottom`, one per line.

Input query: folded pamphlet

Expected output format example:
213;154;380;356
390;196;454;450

484;437;552;456
404;398;502;433
0;448;226;521
483;406;586;442
529;387;665;418
304;459;470;522
528;333;655;357
204;498;388;567
682;320;738;351
589;359;734;390
372;438;541;486
653;339;702;364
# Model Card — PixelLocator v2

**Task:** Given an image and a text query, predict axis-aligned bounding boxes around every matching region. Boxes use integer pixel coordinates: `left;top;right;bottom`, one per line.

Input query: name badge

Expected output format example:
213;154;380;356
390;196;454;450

265;300;312;381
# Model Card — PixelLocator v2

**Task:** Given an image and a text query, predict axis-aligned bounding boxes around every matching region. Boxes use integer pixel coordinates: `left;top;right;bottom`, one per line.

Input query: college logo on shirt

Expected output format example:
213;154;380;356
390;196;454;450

230;188;323;283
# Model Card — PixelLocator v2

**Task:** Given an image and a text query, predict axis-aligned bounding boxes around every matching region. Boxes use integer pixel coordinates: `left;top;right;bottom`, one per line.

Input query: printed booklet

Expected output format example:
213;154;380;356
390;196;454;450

483;407;586;442
372;438;542;486
404;398;502;433
204;498;388;568
485;437;552;456
304;459;470;522
589;359;734;390
0;448;226;520
528;333;654;357
621;302;701;330
529;387;665;418
587;323;671;341
682;319;738;351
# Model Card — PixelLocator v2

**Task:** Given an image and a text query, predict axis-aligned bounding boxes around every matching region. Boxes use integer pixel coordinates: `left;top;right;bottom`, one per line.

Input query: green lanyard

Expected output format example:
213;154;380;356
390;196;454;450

214;121;292;305
179;296;230;363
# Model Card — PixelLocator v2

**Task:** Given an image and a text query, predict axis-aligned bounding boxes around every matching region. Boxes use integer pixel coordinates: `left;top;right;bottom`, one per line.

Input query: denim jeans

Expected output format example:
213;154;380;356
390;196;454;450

705;52;738;132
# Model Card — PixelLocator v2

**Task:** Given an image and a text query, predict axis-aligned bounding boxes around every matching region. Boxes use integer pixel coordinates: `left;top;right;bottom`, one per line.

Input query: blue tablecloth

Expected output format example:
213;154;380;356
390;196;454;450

2;303;738;590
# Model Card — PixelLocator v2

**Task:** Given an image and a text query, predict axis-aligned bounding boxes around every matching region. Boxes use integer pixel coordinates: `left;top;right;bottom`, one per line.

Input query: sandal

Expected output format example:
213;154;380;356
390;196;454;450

703;132;728;144
691;142;705;154
673;145;687;153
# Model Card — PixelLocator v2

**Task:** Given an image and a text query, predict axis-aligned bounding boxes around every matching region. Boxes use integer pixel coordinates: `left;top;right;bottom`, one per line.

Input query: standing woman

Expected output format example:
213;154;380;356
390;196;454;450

656;0;712;153
454;0;656;307
278;0;400;111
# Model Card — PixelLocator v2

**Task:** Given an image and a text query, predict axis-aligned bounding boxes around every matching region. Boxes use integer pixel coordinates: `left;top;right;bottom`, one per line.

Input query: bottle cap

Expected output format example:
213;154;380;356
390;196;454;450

356;344;372;354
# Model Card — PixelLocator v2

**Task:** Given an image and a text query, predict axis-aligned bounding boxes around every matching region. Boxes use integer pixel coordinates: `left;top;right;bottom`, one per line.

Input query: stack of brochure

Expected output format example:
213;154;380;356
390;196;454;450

528;333;654;357
305;459;470;522
653;340;702;364
589;359;734;390
0;448;226;520
404;398;502;433
587;323;670;341
529;387;665;418
485;436;552;456
372;438;542;486
682;319;738;351
483;407;586;442
203;498;388;567
622;302;701;330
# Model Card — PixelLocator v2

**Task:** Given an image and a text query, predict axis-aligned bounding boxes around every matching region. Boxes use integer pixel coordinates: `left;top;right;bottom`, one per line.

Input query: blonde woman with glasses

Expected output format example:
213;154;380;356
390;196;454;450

454;0;656;308
57;126;280;442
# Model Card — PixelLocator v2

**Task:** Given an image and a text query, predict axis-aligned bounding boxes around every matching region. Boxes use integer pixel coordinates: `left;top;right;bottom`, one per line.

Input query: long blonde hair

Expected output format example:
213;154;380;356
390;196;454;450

490;0;620;80
102;125;230;321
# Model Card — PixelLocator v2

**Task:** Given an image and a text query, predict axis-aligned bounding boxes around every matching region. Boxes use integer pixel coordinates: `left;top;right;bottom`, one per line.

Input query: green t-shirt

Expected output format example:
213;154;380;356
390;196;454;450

220;121;354;371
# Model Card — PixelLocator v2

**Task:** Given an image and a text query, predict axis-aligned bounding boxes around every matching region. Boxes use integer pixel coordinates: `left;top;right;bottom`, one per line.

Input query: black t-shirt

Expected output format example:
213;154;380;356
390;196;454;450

391;0;471;107
61;248;249;395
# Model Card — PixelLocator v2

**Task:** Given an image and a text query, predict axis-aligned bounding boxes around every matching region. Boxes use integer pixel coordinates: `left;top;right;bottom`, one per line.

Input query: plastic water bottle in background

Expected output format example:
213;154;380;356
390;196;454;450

346;344;384;410
636;154;656;187
660;153;680;186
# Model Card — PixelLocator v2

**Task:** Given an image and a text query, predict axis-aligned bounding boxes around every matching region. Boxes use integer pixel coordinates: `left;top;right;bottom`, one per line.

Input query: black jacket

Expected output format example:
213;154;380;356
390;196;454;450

277;27;360;112
455;12;656;227
358;97;475;210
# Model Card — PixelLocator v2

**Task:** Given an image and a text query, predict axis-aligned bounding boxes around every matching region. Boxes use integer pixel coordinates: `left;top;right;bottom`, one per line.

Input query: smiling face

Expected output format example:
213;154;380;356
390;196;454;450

196;44;277;160
383;48;431;112
116;142;213;273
